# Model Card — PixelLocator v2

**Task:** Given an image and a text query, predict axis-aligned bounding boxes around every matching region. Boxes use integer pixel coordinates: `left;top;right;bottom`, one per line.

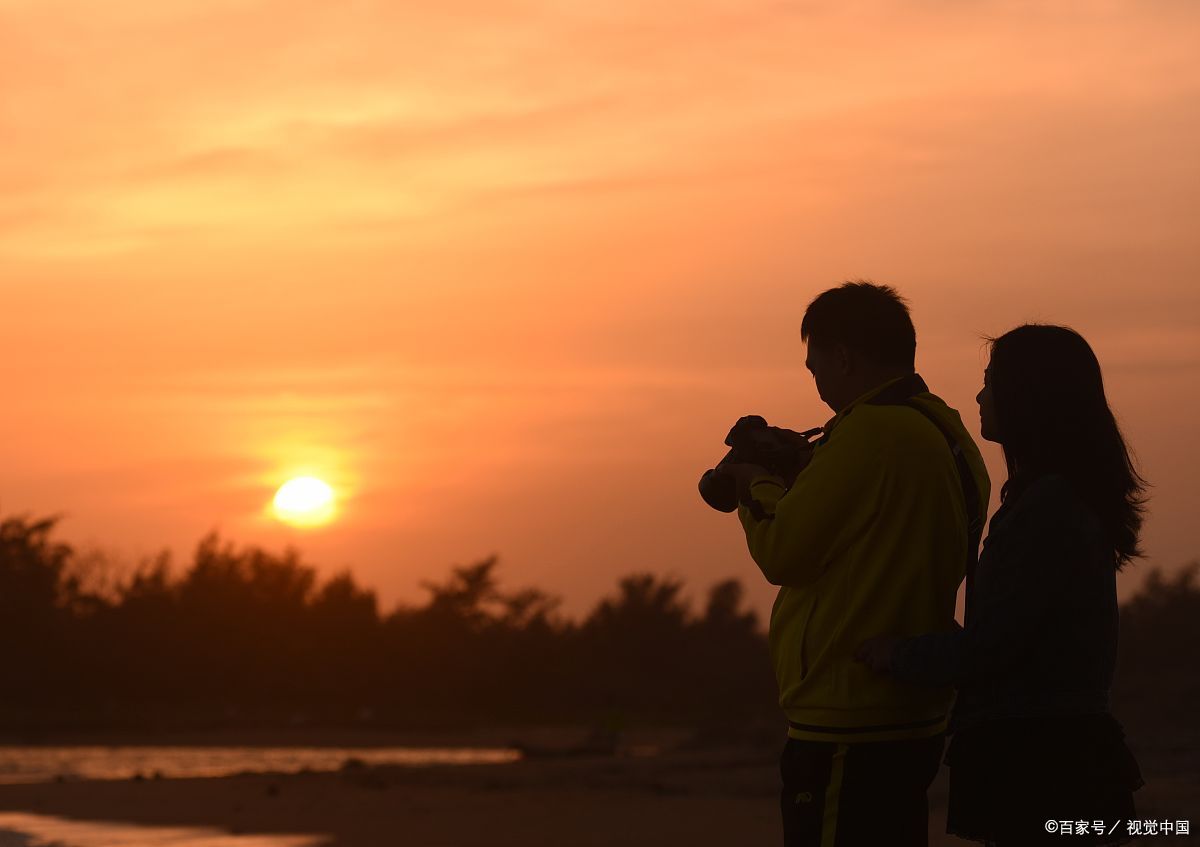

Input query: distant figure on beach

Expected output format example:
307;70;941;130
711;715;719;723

721;282;990;847
856;324;1146;846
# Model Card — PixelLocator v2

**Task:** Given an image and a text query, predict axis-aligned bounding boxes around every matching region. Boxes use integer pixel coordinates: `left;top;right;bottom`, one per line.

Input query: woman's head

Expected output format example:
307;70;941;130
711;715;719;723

981;323;1148;569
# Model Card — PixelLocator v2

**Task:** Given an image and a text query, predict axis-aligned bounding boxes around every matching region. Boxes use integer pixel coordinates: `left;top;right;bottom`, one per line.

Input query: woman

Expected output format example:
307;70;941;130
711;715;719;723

856;323;1146;846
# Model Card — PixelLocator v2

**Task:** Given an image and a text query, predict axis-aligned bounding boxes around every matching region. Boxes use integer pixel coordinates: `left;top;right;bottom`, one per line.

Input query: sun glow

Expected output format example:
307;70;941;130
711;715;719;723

272;476;336;527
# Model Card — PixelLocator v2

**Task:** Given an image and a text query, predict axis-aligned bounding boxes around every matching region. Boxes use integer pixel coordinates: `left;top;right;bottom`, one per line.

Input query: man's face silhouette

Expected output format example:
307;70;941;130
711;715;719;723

804;342;853;414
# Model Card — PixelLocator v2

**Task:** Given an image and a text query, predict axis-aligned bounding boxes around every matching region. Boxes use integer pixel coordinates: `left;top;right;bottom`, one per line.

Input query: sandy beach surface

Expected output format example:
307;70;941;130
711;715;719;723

0;727;1193;847
0;744;778;847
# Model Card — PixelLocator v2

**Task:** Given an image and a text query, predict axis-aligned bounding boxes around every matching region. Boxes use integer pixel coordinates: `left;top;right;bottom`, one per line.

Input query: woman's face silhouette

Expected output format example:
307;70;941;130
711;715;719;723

976;365;1000;443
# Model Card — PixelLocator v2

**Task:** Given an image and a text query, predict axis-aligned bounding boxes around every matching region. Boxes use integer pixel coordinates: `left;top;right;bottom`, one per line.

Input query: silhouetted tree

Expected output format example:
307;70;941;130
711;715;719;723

0;515;74;702
1113;561;1200;728
419;556;503;631
576;573;694;718
700;578;758;634
308;569;380;708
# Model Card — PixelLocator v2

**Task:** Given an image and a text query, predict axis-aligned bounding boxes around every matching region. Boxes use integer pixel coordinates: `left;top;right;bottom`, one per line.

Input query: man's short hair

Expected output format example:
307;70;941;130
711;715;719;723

800;281;916;370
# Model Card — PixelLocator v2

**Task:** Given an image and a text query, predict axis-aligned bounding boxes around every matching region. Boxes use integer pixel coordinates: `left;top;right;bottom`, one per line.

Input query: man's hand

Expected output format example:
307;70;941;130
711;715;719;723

723;462;782;503
720;460;777;489
854;635;904;674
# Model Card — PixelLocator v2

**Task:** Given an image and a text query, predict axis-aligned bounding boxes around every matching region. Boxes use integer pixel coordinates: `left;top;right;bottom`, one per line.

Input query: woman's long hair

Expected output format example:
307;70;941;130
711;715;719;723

987;324;1149;570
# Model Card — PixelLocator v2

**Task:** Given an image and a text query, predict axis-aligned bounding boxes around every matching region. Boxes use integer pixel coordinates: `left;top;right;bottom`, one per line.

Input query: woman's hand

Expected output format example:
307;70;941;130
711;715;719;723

854;635;904;674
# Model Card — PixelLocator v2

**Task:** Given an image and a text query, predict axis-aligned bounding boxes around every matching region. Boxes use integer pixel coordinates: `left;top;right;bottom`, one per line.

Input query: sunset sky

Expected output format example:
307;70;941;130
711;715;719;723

1;1;1197;620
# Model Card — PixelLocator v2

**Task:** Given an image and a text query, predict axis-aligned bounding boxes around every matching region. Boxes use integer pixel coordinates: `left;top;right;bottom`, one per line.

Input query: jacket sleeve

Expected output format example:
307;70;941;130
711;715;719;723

737;413;884;586
889;478;1092;686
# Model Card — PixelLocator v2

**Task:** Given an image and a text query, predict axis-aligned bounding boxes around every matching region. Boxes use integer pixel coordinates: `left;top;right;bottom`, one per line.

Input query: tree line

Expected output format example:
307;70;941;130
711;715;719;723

0;513;1193;733
0;514;773;731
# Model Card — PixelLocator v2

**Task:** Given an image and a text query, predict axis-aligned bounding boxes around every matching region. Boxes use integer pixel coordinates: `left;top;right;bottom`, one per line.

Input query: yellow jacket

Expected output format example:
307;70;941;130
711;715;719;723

739;374;990;742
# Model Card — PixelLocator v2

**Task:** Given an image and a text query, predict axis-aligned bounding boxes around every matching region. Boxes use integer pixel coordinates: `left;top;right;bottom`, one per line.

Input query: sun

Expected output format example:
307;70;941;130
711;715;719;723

272;476;336;527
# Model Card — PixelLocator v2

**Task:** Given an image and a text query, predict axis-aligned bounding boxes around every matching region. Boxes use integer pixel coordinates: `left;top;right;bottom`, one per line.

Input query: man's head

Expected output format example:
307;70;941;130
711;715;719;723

800;281;916;413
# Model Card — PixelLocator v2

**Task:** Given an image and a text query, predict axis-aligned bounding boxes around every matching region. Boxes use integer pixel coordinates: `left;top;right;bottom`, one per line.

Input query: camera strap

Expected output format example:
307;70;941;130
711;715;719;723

865;374;985;623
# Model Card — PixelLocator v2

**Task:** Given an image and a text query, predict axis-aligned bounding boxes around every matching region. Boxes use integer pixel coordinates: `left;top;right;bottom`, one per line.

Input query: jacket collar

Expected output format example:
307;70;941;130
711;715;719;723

817;373;926;444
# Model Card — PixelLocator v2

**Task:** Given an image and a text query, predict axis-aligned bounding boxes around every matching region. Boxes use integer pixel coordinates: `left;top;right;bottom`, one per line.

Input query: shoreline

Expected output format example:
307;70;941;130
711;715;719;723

0;727;1192;847
0;748;787;847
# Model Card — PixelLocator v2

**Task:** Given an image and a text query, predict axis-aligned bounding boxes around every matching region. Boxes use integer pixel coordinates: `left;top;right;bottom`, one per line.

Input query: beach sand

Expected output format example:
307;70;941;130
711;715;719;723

0;746;780;847
0;728;1193;846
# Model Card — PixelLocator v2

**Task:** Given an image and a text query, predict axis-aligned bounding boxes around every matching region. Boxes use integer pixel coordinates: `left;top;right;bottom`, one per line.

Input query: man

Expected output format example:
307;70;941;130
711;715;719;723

724;281;990;847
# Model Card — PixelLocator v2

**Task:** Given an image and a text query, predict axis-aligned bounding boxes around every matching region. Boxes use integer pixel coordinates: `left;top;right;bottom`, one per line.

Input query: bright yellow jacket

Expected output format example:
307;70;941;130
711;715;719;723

739;374;990;742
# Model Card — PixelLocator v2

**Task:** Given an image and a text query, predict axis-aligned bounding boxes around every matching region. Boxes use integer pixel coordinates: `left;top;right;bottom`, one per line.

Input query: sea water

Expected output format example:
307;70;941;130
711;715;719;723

0;745;519;784
0;813;326;847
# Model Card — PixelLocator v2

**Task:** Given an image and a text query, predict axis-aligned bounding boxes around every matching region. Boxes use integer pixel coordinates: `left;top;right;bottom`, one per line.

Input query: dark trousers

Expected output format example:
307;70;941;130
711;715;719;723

780;733;944;847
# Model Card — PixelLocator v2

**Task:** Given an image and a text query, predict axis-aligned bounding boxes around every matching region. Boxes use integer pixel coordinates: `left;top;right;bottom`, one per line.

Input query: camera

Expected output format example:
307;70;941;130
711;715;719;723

698;416;823;512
